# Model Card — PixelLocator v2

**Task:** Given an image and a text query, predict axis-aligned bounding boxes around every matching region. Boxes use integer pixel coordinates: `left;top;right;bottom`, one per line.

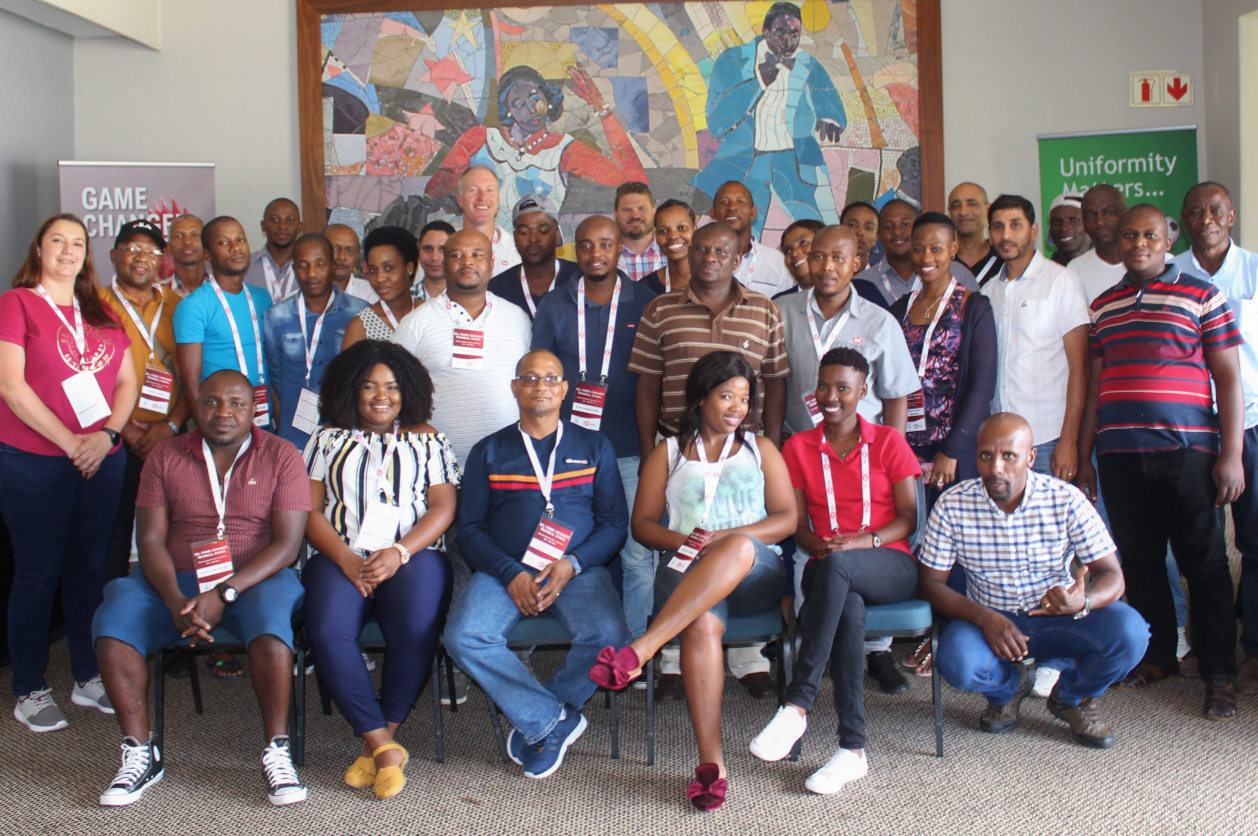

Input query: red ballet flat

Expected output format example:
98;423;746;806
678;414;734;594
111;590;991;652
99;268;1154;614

588;646;642;690
687;763;727;812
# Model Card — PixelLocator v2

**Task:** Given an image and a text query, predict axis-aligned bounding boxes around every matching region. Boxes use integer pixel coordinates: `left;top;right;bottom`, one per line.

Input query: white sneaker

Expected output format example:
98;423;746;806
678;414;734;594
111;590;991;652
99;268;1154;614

14;688;68;732
363;652;377;672
72;675;115;714
262;736;307;806
1031;667;1061;699
1176;627;1191;661
805;748;868;795
749;706;807;762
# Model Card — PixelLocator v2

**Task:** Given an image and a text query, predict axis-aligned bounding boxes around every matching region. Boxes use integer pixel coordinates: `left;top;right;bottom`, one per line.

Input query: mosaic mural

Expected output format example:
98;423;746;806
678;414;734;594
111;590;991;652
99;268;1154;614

321;1;921;248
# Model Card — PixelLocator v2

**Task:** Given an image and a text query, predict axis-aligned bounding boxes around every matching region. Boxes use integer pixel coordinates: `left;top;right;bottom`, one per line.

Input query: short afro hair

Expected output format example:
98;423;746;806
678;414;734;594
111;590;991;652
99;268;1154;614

362;225;419;267
318;340;434;430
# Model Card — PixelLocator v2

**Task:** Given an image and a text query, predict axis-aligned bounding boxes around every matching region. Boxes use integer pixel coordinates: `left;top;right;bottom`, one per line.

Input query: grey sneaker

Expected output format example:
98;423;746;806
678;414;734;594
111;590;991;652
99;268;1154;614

1046;690;1115;748
979;661;1035;734
440;667;471;706
72;675;115;714
14;688;68;732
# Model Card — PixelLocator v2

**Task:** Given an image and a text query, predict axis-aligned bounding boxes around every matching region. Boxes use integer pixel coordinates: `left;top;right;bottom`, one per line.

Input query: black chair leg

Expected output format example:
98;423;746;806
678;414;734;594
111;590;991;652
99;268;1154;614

645;656;655;767
153;650;165;752
931;623;943;757
188;651;203;715
432;653;445;764
487;700;510;764
608;689;619;759
445;653;459;714
293;641;305;766
774;637;788;706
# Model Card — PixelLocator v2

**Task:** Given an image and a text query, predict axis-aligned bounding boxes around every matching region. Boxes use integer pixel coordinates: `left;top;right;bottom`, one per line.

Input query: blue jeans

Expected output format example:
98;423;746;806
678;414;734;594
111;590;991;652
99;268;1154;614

616;456;655;639
936;602;1149;706
443;567;629;744
0;444;124;696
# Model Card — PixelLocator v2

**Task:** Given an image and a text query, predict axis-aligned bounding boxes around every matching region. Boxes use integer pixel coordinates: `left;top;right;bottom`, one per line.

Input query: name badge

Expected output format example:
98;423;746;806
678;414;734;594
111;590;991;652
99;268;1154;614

667;527;714;573
253;385;271;428
191;537;234;593
906;389;926;434
571;383;607;431
452;328;485;370
138;364;174;415
523;516;575;571
62;370;112;429
353;500;404;554
803;392;824;427
290;387;321;436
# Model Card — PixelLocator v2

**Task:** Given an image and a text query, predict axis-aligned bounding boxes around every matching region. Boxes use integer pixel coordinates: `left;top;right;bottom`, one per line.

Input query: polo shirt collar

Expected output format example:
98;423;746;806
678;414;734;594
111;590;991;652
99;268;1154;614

1000;249;1046;283
681;279;747;309
807;414;876;462
183;425;263;459
1189;239;1237;277
1118;261;1181;290
809;285;863;321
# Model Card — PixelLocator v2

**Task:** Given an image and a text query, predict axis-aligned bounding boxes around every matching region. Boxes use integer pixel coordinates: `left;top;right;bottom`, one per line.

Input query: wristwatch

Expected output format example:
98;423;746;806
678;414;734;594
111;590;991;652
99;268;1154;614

1072;594;1092;620
565;554;583;575
100;427;121;445
393;543;412;565
870;532;882;549
216;582;239;605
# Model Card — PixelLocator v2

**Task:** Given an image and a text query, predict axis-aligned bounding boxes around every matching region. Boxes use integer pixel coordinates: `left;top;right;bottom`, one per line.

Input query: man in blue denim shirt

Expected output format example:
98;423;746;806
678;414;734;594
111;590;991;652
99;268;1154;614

263;234;367;449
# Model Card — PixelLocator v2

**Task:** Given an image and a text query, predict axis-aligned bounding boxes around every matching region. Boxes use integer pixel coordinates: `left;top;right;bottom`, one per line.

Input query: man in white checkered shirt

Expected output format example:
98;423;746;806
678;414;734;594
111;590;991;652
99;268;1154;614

918;413;1148;749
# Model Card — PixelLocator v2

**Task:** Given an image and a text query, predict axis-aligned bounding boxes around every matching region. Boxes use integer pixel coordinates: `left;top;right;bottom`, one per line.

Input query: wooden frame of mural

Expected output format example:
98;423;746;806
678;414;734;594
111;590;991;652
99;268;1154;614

296;0;943;237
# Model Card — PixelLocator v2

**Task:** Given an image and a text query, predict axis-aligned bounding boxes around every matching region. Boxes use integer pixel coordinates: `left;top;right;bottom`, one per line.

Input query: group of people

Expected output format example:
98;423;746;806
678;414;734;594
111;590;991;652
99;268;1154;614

1;163;1253;813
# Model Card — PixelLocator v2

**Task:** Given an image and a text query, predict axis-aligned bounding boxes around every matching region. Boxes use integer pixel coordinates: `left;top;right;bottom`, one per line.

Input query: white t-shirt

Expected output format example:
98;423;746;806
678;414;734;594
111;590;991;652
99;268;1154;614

491;225;522;275
390;290;531;463
344;276;379;305
1069;249;1127;303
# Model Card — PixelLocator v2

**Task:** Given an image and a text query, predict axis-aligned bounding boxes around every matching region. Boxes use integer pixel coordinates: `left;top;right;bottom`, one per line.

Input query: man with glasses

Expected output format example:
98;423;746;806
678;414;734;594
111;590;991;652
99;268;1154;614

99;220;190;582
444;349;629;780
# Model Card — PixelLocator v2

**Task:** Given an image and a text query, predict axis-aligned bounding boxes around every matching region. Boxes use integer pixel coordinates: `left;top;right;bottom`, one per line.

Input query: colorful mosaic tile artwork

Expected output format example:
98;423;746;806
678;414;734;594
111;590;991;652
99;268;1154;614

321;1;921;248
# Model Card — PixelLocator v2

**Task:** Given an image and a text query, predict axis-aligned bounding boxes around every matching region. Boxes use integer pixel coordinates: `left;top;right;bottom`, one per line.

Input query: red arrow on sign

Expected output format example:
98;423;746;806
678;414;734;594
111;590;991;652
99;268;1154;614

1167;77;1189;101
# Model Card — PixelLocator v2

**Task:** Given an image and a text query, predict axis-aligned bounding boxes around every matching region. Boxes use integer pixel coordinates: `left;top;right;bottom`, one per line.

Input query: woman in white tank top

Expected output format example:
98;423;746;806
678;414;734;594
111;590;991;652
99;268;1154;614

587;351;796;811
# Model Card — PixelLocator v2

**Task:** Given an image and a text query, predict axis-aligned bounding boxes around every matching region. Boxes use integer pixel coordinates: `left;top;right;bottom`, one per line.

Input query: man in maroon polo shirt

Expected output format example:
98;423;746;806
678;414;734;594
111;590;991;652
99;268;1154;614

91;370;311;807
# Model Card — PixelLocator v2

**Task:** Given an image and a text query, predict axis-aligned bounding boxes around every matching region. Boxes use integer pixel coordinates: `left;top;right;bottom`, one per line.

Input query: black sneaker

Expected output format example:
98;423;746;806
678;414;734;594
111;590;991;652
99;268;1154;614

867;651;910;695
262;736;308;806
99;737;163;806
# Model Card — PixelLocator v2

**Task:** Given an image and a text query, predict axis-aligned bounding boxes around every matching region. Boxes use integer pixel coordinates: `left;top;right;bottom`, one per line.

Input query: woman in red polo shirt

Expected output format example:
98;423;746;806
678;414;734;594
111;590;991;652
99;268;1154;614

748;347;919;795
0;213;137;732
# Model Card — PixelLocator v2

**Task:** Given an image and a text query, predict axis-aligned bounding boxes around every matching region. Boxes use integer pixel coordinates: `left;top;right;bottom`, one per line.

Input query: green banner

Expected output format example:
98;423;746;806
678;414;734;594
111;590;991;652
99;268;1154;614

1037;125;1199;254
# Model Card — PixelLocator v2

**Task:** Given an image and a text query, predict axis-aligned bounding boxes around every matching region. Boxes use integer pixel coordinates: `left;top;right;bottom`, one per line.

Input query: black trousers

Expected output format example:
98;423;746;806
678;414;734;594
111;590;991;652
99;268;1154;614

1099;449;1237;681
784;548;917;749
104;441;145;583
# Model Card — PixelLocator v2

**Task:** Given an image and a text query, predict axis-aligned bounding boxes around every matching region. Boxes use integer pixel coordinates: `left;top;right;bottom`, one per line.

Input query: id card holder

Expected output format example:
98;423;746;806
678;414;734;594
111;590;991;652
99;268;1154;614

803;392;824;427
62;370;111;429
191;537;234;593
138;364;174;414
452;328;485;370
290;387;321;436
353;500;404;555
253;385;271;427
667;527;714;573
906;389;926;434
571;383;607;431
523;516;575;571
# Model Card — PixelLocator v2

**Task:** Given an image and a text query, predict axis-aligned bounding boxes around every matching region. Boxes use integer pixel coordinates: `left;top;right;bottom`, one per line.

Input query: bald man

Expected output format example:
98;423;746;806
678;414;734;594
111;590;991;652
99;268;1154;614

919;413;1146;749
323;223;378;304
244;198;302;303
445;347;629;780
857;199;977;304
1079;204;1246;719
710;181;793;297
532;215;659;639
948;182;1002;284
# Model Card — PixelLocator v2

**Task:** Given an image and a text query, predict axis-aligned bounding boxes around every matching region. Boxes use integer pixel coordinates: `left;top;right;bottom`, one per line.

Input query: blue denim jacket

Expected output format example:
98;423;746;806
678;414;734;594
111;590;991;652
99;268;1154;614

263;287;367;449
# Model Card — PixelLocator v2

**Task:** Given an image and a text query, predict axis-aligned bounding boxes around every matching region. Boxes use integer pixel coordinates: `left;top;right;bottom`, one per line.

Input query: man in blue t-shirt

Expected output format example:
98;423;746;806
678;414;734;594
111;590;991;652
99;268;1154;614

445;349;629;781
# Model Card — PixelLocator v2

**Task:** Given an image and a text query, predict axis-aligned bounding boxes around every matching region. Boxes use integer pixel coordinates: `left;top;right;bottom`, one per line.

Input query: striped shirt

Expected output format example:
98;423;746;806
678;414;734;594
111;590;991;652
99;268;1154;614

628;281;790;434
303;427;460;553
620;240;666;282
1089;263;1243;455
920;471;1116;613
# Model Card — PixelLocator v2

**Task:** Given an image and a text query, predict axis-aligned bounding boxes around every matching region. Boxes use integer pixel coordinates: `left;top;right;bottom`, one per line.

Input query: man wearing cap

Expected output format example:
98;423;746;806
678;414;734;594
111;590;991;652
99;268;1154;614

244;198;301;304
164;214;207;297
100;220;189;582
324;223;378;304
488;195;581;320
1048;194;1090;267
263;233;367;450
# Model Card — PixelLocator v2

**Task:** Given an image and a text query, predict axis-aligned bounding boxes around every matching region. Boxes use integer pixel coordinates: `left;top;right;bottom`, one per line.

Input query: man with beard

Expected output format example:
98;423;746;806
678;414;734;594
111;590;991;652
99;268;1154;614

921;413;1146;749
488;195;580;320
245;198;301;303
1071;185;1128;302
614;183;665;281
1048;194;1090;267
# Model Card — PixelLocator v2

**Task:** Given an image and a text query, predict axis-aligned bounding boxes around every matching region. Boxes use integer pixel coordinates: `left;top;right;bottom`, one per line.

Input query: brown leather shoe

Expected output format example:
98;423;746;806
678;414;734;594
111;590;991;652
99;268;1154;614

979;661;1035;734
1236;657;1258;695
738;672;778;701
1204;682;1238;721
1046;690;1114;748
654;673;685;703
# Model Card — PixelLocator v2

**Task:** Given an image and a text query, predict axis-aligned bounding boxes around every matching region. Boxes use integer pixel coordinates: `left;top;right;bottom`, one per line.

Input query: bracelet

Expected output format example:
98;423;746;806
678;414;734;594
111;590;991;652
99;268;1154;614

167;419;181;434
596;103;613;118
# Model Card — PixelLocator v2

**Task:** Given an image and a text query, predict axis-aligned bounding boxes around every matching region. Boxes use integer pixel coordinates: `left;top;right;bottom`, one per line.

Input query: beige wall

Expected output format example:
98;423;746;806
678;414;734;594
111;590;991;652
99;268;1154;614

74;0;299;235
1203;0;1258;245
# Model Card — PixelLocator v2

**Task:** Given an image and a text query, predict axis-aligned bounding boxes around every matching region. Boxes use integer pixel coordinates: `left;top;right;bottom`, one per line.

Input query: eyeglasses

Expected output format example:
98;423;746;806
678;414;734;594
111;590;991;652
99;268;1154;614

120;244;163;259
515;374;564;387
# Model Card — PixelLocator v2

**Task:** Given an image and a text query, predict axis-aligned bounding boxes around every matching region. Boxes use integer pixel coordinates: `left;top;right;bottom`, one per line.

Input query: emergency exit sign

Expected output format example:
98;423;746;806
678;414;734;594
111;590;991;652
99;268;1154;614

1130;72;1193;107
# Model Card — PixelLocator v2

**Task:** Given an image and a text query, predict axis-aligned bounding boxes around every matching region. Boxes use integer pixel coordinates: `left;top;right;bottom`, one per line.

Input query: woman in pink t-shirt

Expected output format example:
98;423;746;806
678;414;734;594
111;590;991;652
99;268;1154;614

0;214;137;732
749;347;920;796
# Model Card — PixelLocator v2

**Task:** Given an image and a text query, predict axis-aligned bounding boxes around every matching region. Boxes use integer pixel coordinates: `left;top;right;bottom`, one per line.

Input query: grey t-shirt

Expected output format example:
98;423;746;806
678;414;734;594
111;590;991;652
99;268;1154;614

778;288;920;434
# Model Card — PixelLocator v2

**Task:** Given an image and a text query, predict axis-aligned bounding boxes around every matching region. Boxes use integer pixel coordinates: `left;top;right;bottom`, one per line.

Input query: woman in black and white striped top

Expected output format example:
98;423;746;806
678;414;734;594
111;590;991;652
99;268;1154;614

302;340;458;800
